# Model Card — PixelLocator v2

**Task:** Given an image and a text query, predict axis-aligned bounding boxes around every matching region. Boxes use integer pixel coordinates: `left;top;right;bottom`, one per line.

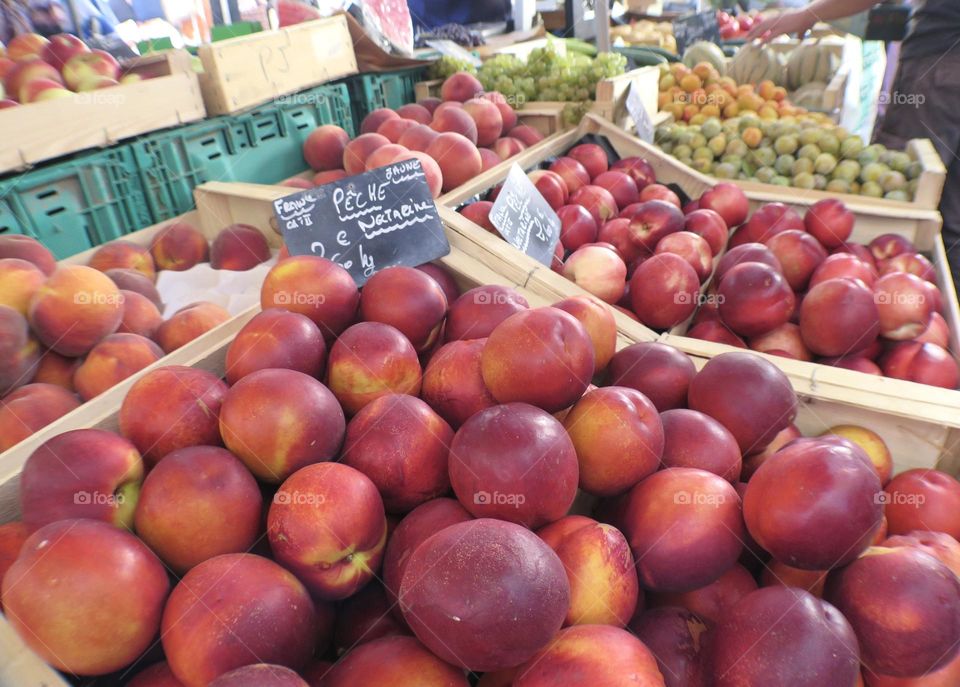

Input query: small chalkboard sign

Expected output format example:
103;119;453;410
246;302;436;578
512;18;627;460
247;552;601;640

489;164;561;267
274;159;450;286
626;82;654;143
673;11;722;54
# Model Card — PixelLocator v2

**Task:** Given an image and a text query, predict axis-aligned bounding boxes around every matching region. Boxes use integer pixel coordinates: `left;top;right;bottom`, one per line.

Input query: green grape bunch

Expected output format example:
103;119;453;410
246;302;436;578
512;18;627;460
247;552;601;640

428;56;477;81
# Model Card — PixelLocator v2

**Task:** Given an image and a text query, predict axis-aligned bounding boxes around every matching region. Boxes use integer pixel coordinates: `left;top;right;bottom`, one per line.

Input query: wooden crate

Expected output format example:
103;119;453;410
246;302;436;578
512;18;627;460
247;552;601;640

197;16;357;116
414;66;661;131
0;51;205;176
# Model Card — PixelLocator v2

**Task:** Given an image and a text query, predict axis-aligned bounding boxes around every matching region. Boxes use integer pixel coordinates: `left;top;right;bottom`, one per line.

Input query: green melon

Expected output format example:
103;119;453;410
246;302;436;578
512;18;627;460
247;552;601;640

682;41;727;74
728;43;785;86
786;43;840;90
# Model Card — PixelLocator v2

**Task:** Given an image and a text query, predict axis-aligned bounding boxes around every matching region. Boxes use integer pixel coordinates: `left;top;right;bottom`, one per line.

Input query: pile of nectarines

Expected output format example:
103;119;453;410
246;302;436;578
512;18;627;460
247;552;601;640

3;251;960;686
0;222;276;452
291;72;544;197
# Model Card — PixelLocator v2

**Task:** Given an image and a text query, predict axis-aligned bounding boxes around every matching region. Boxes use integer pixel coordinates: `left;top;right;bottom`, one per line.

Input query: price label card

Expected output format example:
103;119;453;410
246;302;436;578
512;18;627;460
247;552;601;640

627;82;655;143
489;164;561;267
425;39;483;67
274;159;450;286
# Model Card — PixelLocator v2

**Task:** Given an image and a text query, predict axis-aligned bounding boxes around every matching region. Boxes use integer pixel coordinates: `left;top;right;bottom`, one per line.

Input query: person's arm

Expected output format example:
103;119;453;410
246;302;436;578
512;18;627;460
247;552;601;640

747;0;879;41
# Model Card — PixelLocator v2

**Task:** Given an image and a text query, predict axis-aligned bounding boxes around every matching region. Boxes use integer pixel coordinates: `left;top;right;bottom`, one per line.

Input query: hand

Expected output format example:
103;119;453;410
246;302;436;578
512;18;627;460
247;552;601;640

746;9;818;42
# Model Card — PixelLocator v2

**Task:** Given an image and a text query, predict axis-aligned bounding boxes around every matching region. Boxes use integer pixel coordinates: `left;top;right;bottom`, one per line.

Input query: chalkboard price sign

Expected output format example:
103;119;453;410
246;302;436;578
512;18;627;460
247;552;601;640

627;82;654;143
274;159;450;286
673;11;722;55
489;164;561;267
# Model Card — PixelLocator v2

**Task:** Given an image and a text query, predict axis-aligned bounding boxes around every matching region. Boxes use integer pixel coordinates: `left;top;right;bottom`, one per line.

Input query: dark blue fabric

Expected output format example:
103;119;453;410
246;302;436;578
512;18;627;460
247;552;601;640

406;0;507;30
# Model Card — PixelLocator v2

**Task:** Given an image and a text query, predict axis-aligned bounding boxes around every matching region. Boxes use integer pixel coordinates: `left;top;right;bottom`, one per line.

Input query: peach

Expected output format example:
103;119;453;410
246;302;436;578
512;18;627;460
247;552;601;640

491;136;526;160
562;243;627;304
639;183;682;207
333;582;409;653
220;368;344;482
917;311;950;348
21;78;71;103
708;587;860;687
863;654;960;687
714;243;782;282
210;224;270;271
684;208;728;255
688;321;747;348
875;272;934;340
382;497;472;608
261;255;359;340
744;437;883;569
740;423;800;479
0;234;55;274
73;332;164;400
0;383;80;452
538;516;639;627
4;57;59;97
479;146;503;170
621;199;685;254
224;309;325;384
3;519;168;676
765;229;828;291
621;468;744;592
0;521;30;595
322;636;468;687
162;554;316;687
280;177;313;190
0;257;44;314
426;132;482;191
805;198;854;248
418;97;442;113
611;157;656;190
870;233;914;261
800;277;880;358
375;116;417;144
880;252;936;282
760;559;827;596
809;252;878;288
149;221;209;271
480;307;594;413
342;394;452;513
688;351;797;455
400;518;568;671
134;445;260;573
364;142;409;170
361;107;399;135
655;231;712;282
0;305;38;395
312;169;347;185
359;266;448;352
528;169;569;210
449;403;578;527
822;424;893;484
441;71;483;101
630;607;708;687
445;285;527;341
105;268;162;307
553;295;616;371
119;365;228;467
508;124;545;147
563;387;663;497
822;355;883;375
549;157;591;194
6;33;49;62
652;563;757;627
126;661;185;687
421;339;497;428
629;253;699;329
463;97;503;146
116;290;162;339
826;546;960;677
343;132;390;175
327;322;422;415
881;341;959;388
208;665;308;687
697;182;749;228
593;170;640;210
417;262;461;305
89;240;156;281
483;91;517;129
567;143;609;180
558;204;598;251
660;409;741;482
608;341;696;411
742;202;804;244
459;199;496;232
396;102;432;123
28;264;123;356
430;106;479;143
30;350;79;390
156;301;230;353
882;530;960;580
598;217;643;263
882;469;960;540
718;262;795;337
748;322;813;361
513;624;665;687
571;184;619;225
268;462;386;599
389;149;444;197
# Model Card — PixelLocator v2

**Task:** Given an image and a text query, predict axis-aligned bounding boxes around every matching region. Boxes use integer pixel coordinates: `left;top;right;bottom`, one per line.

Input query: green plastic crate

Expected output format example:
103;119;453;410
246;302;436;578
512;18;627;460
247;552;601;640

339;67;428;128
0;147;152;259
132;83;353;221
